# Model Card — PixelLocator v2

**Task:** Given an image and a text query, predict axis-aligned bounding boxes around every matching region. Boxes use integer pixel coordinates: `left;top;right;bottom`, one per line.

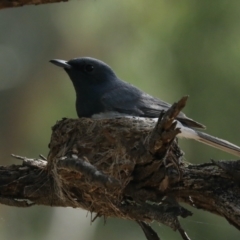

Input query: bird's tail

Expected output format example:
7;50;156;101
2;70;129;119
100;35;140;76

177;124;240;157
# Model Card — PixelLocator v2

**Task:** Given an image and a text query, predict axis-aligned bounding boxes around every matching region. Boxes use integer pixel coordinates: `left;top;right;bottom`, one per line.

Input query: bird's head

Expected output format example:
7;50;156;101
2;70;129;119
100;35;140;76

50;57;121;117
50;57;117;95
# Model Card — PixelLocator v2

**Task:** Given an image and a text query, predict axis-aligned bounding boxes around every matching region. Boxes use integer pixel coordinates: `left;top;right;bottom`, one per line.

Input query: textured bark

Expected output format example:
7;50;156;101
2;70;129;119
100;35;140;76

0;0;67;9
0;97;239;240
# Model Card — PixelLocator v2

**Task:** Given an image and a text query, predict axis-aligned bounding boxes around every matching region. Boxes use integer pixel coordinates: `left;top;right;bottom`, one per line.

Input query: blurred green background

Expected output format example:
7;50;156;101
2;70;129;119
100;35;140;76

0;0;240;239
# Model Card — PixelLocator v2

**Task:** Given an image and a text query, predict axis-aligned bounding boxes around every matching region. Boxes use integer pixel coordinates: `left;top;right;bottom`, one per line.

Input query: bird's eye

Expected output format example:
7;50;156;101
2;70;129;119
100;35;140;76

84;64;94;73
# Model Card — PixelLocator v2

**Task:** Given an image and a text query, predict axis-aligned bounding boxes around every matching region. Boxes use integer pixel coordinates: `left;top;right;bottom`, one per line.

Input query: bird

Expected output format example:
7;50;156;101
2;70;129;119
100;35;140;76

50;57;240;157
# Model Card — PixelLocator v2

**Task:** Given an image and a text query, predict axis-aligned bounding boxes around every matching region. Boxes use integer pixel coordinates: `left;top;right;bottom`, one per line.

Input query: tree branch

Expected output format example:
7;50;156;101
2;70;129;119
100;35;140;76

0;97;239;240
0;0;66;9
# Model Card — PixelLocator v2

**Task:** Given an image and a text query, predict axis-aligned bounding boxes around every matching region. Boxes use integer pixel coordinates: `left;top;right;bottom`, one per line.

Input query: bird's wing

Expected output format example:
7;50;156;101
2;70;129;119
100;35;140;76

101;85;205;129
101;85;145;116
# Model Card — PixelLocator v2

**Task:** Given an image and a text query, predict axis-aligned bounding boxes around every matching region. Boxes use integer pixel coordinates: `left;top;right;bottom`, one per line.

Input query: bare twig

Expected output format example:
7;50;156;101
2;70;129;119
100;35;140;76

137;221;160;240
0;0;67;10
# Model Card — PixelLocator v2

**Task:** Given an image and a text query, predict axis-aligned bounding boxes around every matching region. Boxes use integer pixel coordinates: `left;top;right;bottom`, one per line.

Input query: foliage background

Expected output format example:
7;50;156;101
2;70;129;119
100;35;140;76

0;1;240;239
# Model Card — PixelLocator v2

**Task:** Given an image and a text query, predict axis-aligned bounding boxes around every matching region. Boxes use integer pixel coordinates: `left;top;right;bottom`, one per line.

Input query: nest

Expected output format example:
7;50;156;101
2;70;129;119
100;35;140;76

48;117;179;215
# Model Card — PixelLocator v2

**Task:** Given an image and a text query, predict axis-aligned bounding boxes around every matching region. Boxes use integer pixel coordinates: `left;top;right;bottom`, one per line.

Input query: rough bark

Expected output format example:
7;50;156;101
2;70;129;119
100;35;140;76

0;97;239;240
0;0;67;9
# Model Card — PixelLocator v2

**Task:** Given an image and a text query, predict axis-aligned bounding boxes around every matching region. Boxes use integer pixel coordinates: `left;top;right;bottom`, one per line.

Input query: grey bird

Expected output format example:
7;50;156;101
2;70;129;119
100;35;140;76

50;57;240;157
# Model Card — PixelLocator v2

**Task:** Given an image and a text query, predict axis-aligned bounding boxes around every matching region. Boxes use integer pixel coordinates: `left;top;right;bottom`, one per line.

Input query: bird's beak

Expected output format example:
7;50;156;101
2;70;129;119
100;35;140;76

50;59;72;69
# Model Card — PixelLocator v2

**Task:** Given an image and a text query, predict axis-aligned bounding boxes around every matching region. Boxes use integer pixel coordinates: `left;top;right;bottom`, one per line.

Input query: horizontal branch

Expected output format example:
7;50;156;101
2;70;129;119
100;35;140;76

1;156;239;236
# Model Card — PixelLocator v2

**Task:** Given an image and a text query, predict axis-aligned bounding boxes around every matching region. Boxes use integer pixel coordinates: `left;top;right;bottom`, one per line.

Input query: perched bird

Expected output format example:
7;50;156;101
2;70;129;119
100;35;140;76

50;57;240;157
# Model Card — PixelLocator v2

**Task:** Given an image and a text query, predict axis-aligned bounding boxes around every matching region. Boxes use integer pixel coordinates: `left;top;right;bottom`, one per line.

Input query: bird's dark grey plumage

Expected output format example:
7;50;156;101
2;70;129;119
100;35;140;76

50;57;240;157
